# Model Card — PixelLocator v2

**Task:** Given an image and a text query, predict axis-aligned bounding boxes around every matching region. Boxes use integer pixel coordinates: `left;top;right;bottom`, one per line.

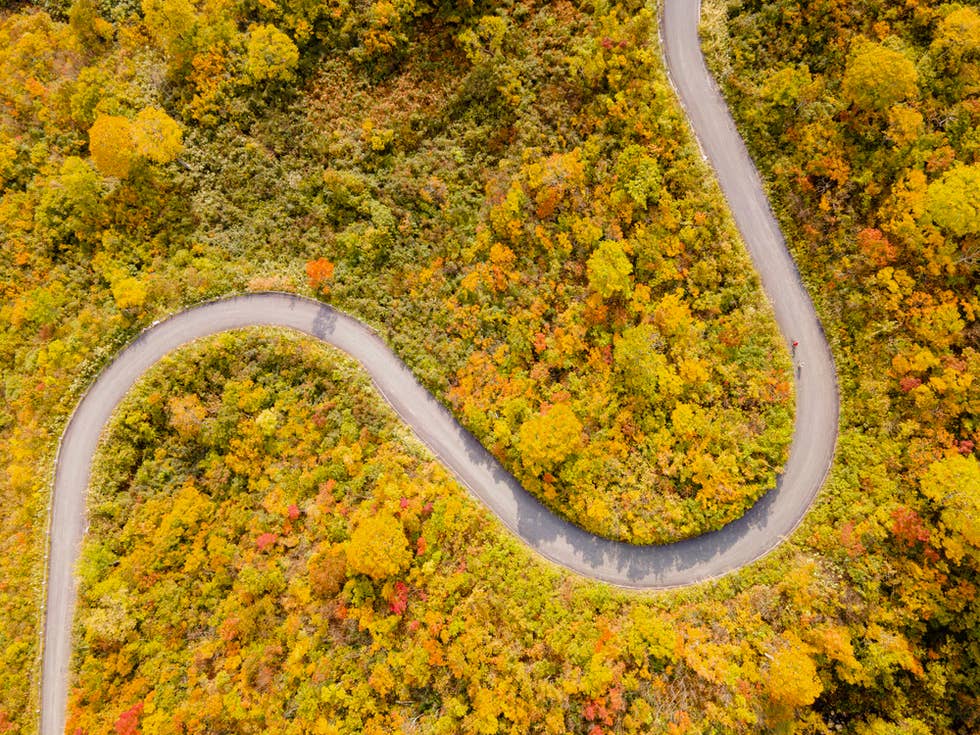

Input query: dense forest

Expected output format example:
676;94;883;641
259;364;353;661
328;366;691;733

57;330;934;734
0;0;794;555
72;330;803;734
0;0;977;731
699;0;980;729
0;0;795;728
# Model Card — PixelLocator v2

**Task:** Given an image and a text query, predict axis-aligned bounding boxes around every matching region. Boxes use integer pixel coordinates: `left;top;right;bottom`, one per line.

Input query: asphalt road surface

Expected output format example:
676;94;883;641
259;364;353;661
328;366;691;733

39;2;838;732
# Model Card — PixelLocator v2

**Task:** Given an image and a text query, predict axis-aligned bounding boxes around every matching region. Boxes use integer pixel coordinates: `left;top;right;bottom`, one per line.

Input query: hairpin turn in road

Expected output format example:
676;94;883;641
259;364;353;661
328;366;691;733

39;3;838;732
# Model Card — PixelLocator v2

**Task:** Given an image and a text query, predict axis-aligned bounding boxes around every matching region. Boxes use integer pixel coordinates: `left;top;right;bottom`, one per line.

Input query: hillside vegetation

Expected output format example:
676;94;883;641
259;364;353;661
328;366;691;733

3;0;978;731
0;0;795;727
57;331;905;734
71;319;977;734
700;0;980;730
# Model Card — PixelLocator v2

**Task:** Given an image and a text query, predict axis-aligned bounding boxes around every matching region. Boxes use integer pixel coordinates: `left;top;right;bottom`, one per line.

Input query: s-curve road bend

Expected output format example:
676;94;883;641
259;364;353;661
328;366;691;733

39;6;838;735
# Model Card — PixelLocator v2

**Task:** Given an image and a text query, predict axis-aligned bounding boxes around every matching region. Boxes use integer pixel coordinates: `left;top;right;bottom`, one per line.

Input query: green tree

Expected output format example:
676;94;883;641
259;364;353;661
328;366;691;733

613;323;667;404
0;137;16;187
586;240;633;298
614;144;662;210
69;0;112;50
925;164;980;237
855;717;933;735
36;156;105;249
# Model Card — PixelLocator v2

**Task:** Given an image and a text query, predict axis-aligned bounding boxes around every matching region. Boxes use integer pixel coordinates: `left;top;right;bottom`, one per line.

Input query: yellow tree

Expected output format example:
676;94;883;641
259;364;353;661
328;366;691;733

111;275;147;311
245;24;299;83
518;403;583;475
586;240;633;298
766;632;823;710
88;114;134;178
132;107;183;164
925;164;980;237
842;39;919;111
920;454;980;564
931;7;980;73
141;0;196;55
168;393;207;438
346;513;412;580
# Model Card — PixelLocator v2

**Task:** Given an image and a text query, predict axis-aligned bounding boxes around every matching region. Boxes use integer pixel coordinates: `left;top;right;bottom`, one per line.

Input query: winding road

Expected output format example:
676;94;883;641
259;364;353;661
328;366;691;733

39;2;839;733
